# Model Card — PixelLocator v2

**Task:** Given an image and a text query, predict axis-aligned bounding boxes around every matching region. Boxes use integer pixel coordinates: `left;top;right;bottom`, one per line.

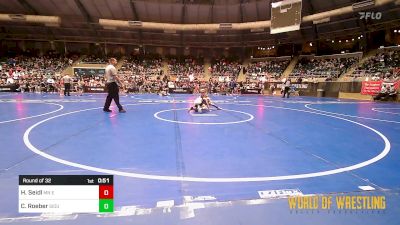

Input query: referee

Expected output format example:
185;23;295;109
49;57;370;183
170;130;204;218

103;58;126;113
62;74;72;96
282;78;291;98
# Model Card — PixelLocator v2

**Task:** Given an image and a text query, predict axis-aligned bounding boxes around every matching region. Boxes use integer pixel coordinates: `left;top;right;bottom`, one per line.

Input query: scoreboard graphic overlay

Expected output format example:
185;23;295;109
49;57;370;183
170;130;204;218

19;175;114;213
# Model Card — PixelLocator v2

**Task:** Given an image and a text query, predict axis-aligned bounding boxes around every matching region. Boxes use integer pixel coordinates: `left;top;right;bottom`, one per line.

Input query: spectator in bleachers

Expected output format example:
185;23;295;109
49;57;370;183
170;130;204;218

119;55;162;78
81;55;108;64
167;56;204;81
0;54;73;93
211;57;242;81
373;84;389;101
353;49;400;80
245;60;290;82
291;57;358;79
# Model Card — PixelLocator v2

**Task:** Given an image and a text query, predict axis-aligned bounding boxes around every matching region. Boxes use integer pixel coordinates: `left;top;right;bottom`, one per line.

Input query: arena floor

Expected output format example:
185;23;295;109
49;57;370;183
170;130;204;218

0;92;399;224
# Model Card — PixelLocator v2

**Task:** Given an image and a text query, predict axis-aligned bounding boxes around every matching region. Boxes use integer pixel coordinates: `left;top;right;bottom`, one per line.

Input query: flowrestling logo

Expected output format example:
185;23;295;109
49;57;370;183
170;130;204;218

359;12;382;20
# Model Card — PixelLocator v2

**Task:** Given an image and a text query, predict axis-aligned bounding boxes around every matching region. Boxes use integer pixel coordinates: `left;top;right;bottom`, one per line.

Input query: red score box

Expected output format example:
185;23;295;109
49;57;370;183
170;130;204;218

99;185;114;199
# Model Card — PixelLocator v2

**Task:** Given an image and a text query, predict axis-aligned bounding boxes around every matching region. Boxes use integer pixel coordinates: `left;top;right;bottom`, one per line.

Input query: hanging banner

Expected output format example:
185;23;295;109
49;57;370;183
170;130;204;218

168;88;192;94
0;85;18;92
361;80;400;95
361;81;382;95
241;88;262;94
84;86;106;93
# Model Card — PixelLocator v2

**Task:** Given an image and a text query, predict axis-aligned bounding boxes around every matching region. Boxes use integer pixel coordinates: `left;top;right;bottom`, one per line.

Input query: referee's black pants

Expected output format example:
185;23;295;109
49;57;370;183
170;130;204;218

282;86;290;98
104;82;123;111
64;83;71;96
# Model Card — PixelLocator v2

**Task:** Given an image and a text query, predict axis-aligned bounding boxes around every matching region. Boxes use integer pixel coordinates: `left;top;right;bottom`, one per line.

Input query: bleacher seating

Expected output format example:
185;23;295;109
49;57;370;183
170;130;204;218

167;56;204;81
245;56;291;82
290;53;361;80
210;57;242;82
0;54;74;92
80;55;108;64
351;47;400;81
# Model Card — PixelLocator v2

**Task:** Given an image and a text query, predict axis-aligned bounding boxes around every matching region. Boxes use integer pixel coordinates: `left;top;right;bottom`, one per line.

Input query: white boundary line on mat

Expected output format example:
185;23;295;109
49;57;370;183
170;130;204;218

305;103;400;124
23;103;391;182
0;102;64;124
371;108;400;115
154;108;254;125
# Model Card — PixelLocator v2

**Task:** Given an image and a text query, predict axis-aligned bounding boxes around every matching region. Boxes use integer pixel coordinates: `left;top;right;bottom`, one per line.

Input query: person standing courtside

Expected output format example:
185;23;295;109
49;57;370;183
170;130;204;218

282;78;291;98
62;74;72;96
103;58;126;113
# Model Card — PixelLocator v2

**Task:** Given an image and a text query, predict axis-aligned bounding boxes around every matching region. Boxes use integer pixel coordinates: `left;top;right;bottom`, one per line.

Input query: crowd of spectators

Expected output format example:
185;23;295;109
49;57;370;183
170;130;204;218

114;76;247;95
373;82;398;101
245;59;290;82
2;51;397;96
157;78;263;95
80;75;261;95
167;56;204;81
119;55;163;78
107;55;163;93
0;54;74;93
290;56;358;80
79;76;105;88
80;55;108;64
352;49;400;81
0;54;260;95
210;57;242;82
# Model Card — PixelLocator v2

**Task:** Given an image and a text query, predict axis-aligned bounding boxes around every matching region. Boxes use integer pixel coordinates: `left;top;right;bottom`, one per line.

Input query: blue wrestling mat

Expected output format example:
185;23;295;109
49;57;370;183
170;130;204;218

0;92;399;224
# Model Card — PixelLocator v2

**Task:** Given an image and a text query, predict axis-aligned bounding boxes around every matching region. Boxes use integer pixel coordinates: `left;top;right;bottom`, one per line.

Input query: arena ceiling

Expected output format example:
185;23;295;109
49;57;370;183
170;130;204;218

0;0;399;47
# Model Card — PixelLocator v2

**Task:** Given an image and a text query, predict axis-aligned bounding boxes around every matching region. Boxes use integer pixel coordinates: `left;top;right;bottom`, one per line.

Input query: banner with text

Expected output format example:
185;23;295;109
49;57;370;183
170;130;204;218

168;88;192;94
361;81;400;95
241;88;262;94
84;86;106;93
361;81;382;95
0;85;18;92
